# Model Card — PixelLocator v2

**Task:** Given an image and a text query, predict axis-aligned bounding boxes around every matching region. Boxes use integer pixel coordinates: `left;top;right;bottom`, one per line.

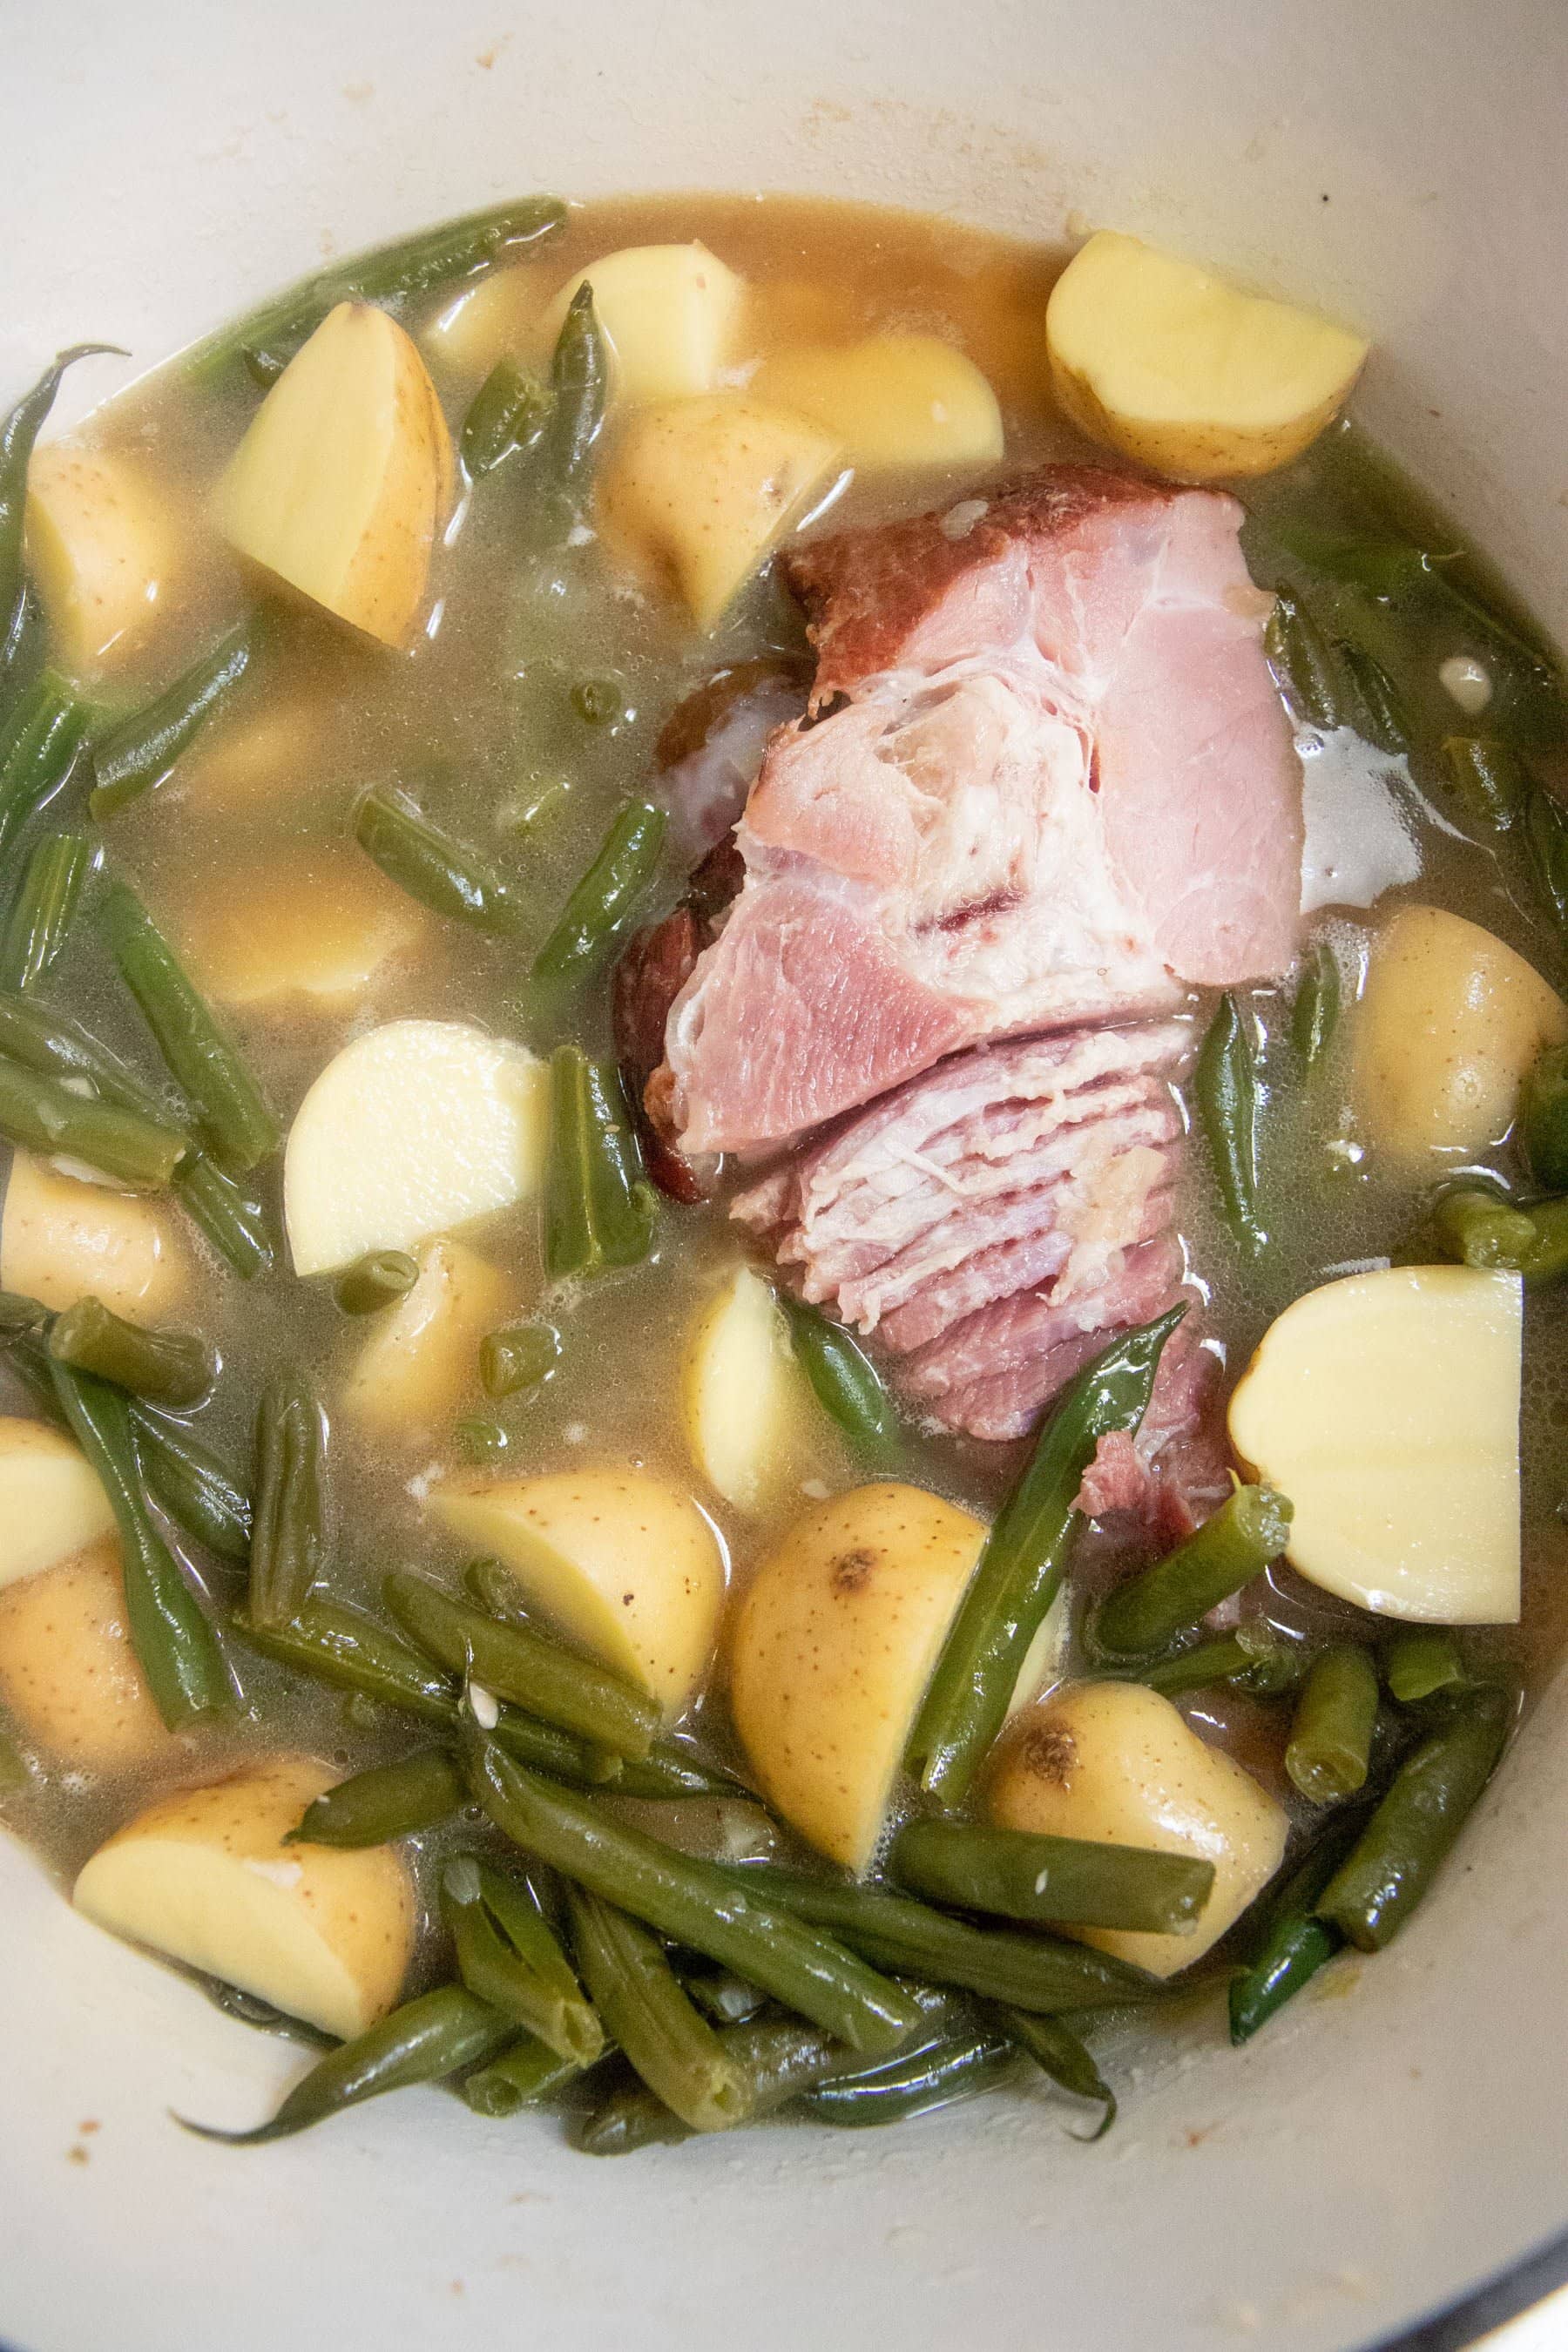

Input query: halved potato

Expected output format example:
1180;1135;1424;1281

429;1469;726;1719
990;1680;1288;1977
0;1418;115;1591
600;395;842;631
0;1535;178;1773
680;1265;803;1510
339;1240;512;1436
217;301;454;648
729;1483;987;1871
424;261;548;377
0;1151;190;1321
26;443;183;674
178;853;426;1012
753;335;1004;471
283;1019;546;1277
1228;1264;1521;1624
539;245;747;404
1045;230;1369;481
73;1754;416;2038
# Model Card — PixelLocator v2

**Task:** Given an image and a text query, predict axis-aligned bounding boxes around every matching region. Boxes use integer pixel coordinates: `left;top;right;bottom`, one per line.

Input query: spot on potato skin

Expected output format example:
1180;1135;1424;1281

1019;1725;1077;1787
830;1547;878;1596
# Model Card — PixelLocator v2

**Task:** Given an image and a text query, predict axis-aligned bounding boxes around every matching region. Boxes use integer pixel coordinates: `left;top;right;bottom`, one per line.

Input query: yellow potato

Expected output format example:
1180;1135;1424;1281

680;1265;804;1510
0;1151;189;1321
73;1754;416;2038
990;1680;1288;1977
1045;230;1369;481
181;686;335;812
1354;904;1568;1166
729;1484;987;1871
600;395;842;632
0;1418;115;1590
541;245;746;402
0;1537;177;1773
424;261;548;377
429;1469;726;1719
217;301;454;648
25;442;181;673
339;1240;512;1437
178;853;426;1011
753;335;1004;471
1228;1264;1521;1624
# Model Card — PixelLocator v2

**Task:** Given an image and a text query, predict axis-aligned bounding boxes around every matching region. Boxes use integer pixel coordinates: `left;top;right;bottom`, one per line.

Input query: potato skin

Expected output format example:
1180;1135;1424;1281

0;1537;178;1773
1;1150;189;1321
340;1240;512;1437
26;442;180;673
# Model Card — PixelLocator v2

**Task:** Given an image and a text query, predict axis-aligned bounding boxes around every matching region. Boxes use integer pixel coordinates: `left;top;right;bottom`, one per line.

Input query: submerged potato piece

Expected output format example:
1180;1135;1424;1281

181;687;334;812
217;301;454;648
0;1536;177;1773
424;261;548;377
25;442;181;672
339;1239;511;1436
990;1680;1288;1977
729;1484;987;1872
178;854;426;1011
541;244;747;403
429;1469;726;1719
1228;1264;1521;1624
680;1264;803;1509
73;1755;416;2038
0;1419;116;1591
600;395;842;632
0;1151;189;1321
283;1019;546;1277
1354;904;1568;1166
1045;230;1369;481
753;335;1004;471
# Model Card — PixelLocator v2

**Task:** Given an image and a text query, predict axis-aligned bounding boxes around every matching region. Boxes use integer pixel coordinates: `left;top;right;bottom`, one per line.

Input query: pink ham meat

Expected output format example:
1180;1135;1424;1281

659;467;1301;1158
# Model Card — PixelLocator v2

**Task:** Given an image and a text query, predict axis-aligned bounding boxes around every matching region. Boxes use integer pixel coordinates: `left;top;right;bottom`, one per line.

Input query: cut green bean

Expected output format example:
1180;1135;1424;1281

354;785;521;932
0;585;41;707
48;1294;215;1409
479;1319;561;1398
1433;1186;1568;1285
249;1374;326;1629
531;801;666;986
461;357;550;477
571;675;627;728
1442;735;1526;832
1291;936;1341;1068
1316;1683;1515;1951
90;624;256;818
444;1856;605;2065
1335;639;1411;755
890;1819;1214;1936
462;2032;587;2118
577;2015;843;2154
105;882;278;1171
1524;783;1568;929
802;2022;1015;2128
910;1304;1186;1802
1285;1644;1380;1802
288;1747;464;1848
997;2006;1116;2139
1227;1815;1364;2044
49;1358;231;1729
0;348;124;626
521;284;609;546
1092;1484;1292;1661
1383;1629;1466;1707
0;829;93;993
235;1597;474;1724
335;1249;419;1316
684;1971;767;2027
781;1293;898;1450
1520;1041;1568;1194
0;1714;30;1796
567;1887;747;2130
1195;993;1265;1254
176;1152;275;1281
543;1044;657;1278
0;673;94;861
1269;519;1443;600
131;1403;253;1563
0;988;185;1130
1131;1623;1309;1700
0;1055;186;1190
1265;591;1342;729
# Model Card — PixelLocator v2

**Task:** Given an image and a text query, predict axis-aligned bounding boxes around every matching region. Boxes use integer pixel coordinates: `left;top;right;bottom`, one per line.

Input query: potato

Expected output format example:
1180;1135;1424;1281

429;1469;726;1719
1354;905;1568;1166
0;1418;115;1591
599;395;842;632
0;1536;178;1774
283;1018;546;1277
217;301;454;649
753;335;1004;471
181;686;335;812
73;1754;416;2038
729;1484;987;1871
178;853;426;1012
1045;230;1369;481
990;1680;1288;1977
424;261;548;377
25;442;181;673
681;1264;804;1509
0;1150;190;1321
541;245;746;403
339;1239;511;1437
1228;1264;1521;1624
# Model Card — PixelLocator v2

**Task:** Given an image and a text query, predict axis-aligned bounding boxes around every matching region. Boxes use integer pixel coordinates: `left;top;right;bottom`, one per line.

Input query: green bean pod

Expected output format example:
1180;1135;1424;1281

47;1294;216;1409
234;1597;470;1724
130;1402;253;1562
522;283;610;545
1524;783;1568;929
461;2031;587;2119
1268;520;1437;599
889;1819;1215;1936
249;1374;327;1629
1092;1484;1292;1661
531;801;666;986
105;882;279;1171
1132;1623;1309;1700
781;1294;899;1449
1336;640;1412;755
1285;1644;1381;1803
1433;1186;1568;1285
461;358;551;477
0;987;185;1129
1442;736;1525;832
1227;1816;1364;2044
287;1747;464;1848
567;1887;748;2130
996;2006;1117;2139
354;785;522;932
0;1055;186;1190
1265;591;1342;730
176;1153;276;1281
479;1318;561;1398
0;830;93;993
543;1044;657;1278
1519;1041;1568;1194
1383;1629;1467;1707
0;1713;30;1795
684;1970;767;2027
0;674;94;860
909;1303;1186;1803
576;2017;832;2155
90;624;256;818
1195;993;1265;1254
443;1856;605;2065
801;2022;1016;2129
334;1250;418;1315
0;585;43;708
0;347;125;624
1291;936;1341;1068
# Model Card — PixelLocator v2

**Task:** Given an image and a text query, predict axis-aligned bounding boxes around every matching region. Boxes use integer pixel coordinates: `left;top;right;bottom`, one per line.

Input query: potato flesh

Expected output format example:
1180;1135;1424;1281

990;1680;1288;1977
424;262;548;378
753;335;1004;470
1354;904;1568;1166
25;442;180;673
182;688;333;812
0;1537;177;1772
680;1264;802;1510
282;1018;547;1277
339;1240;511;1437
0;1150;190;1321
1228;1264;1521;1624
72;1754;416;2039
729;1483;987;1872
217;301;454;649
542;244;746;402
0;1418;116;1591
1045;230;1368;481
177;853;426;1011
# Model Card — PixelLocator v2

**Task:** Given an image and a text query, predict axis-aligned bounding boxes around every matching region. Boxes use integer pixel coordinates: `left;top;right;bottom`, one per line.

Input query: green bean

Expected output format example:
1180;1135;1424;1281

1195;993;1265;1254
47;1294;215;1409
0;674;94;860
0;1055;186;1190
1524;783;1568;929
1265;591;1342;730
1291;936;1341;1068
576;2015;841;2153
531;802;666;987
801;2022;1016;2128
781;1294;899;1449
0;830;93;993
612;1796;777;1864
1285;1644;1380;1803
0;1713;30;1796
234;1598;458;1725
1433;1186;1568;1285
131;1402;253;1562
105;882;278;1170
461;358;551;477
1520;1041;1568;1193
543;1044;657;1278
684;1970;767;2027
90;624;255;818
909;1303;1186;1802
0;585;42;709
890;1820;1214;1936
0;987;185;1130
1442;736;1525;832
0;348;125;628
1383;1629;1467;1707
0;1289;50;1341
461;2032;587;2119
455;1416;509;1462
385;1569;659;1759
176;1152;276;1281
49;1358;231;1728
1269;518;1443;600
249;1374;326;1629
571;675;628;728
1335;640;1412;755
1315;1683;1515;1951
479;1318;561;1398
191;196;568;385
522;284;609;546
567;1888;748;2130
354;785;521;932
287;1747;464;1848
444;1856;605;2065
1092;1484;1292;1660
1227;1816;1364;2044
1131;1623;1309;1699
997;2007;1117;2139
334;1249;419;1315
470;1740;922;2055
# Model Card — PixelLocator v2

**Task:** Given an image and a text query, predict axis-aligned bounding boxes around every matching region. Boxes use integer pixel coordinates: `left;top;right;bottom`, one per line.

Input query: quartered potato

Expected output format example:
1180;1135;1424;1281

0;1151;189;1321
540;244;746;403
339;1240;511;1436
0;1419;116;1590
753;335;1004;470
178;854;426;1012
425;261;549;377
0;1535;179;1774
217;301;454;648
680;1264;804;1510
1045;230;1369;480
72;1755;416;2039
25;443;181;673
1228;1264;1521;1624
